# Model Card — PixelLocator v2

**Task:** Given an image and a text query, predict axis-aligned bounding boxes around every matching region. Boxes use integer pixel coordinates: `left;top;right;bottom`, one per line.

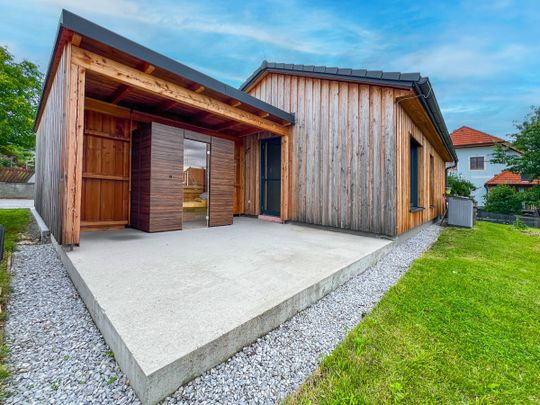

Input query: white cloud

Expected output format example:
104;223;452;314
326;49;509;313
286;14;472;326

396;42;531;79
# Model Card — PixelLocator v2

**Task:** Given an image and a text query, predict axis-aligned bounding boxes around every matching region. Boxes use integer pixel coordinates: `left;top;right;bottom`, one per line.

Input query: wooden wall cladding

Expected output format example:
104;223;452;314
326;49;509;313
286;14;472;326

131;122;183;232
81;110;130;230
248;73;398;236
34;45;69;243
233;141;245;215
209;136;235;226
395;98;446;234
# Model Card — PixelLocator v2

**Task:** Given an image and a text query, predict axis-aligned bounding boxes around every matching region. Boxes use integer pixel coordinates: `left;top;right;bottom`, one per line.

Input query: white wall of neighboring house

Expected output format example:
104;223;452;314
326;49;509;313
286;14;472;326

451;145;519;205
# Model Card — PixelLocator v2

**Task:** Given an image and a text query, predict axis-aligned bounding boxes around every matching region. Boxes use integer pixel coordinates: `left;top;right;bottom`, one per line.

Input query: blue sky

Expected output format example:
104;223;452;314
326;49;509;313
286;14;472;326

1;0;538;138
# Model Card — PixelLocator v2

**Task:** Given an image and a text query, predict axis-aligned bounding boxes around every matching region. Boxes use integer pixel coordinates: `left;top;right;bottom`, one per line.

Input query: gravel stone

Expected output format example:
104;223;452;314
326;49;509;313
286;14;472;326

5;225;441;404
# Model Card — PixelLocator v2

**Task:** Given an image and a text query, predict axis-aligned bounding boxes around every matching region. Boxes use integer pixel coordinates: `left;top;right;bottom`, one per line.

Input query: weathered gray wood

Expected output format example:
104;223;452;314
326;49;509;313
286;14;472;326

320;80;330;226
339;82;349;228
359;85;370;231
349;84;359;230
383;88;396;235
329;81;340;228
297;77;306;222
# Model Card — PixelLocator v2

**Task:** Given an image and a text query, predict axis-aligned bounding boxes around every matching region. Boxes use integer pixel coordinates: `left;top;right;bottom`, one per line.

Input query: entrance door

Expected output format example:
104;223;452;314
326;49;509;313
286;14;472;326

183;139;209;229
260;137;281;216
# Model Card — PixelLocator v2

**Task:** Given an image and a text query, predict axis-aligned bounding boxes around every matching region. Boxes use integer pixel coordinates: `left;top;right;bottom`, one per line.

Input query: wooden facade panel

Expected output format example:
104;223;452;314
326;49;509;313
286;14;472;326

247;73;400;236
81;110;130;230
34;45;70;243
396;98;446;234
209;136;234;226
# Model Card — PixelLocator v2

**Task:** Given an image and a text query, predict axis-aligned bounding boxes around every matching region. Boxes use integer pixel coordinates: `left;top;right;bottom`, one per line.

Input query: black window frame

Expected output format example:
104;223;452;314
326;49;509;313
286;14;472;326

410;137;422;211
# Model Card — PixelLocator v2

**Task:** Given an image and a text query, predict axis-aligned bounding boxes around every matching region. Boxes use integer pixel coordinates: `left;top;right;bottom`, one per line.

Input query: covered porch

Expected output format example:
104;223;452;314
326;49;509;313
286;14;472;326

34;10;294;246
61;217;392;404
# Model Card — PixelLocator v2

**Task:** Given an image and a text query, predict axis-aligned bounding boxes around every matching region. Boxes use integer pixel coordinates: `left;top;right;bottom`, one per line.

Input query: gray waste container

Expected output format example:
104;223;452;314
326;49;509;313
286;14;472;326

448;196;475;228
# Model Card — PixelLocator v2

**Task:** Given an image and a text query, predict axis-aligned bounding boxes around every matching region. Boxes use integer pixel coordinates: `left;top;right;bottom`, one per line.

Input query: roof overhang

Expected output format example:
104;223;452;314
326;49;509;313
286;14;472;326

34;10;295;136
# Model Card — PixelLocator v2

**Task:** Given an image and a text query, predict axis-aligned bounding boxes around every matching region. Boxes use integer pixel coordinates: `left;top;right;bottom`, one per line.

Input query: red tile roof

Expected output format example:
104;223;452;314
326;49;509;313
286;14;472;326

486;171;540;186
450;126;505;148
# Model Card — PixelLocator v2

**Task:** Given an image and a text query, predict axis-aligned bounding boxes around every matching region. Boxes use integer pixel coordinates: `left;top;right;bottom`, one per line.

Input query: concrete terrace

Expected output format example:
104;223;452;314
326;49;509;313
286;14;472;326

60;217;392;404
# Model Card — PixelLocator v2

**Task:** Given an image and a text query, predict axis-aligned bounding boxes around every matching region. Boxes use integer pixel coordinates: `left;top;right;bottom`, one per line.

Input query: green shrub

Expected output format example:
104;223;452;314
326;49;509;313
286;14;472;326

447;174;476;198
513;217;528;230
484;185;524;214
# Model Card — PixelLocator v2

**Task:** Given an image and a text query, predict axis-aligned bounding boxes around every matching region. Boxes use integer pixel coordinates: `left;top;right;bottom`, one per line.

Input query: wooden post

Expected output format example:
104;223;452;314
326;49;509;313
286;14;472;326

62;53;86;245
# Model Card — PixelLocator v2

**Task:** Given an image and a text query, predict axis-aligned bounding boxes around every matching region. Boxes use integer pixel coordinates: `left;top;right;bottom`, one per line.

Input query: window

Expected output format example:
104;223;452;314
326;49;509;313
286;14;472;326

469;156;485;170
429;154;435;207
410;137;422;210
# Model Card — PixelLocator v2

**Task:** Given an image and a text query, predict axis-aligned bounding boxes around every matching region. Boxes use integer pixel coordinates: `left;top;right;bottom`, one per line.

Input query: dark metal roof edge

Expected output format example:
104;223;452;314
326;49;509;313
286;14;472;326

413;80;457;162
35;10;294;130
240;62;419;91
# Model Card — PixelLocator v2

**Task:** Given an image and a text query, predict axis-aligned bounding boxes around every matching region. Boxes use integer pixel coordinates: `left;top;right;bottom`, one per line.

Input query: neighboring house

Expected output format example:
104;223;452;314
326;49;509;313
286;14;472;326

449;126;519;205
34;10;456;246
485;171;540;192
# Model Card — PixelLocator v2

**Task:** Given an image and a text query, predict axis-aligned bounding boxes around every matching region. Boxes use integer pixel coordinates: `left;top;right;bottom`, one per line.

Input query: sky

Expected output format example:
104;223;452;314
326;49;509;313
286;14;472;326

0;0;538;139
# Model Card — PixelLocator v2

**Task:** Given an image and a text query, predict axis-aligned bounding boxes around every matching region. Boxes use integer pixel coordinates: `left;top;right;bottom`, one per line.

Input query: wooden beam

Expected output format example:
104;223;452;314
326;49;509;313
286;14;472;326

258;112;270;118
142;62;155;74
237;128;264;137
190;84;205;93
153;99;177;114
229;100;242;107
71;47;290;136
62;62;86;245
71;33;82;46
84;97;238;142
213;121;241;132
109;85;130;104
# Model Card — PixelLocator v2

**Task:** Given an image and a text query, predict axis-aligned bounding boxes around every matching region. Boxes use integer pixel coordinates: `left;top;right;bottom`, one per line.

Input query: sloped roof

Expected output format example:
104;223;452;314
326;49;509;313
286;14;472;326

240;61;457;162
35;10;295;131
486;171;540;186
450;126;505;148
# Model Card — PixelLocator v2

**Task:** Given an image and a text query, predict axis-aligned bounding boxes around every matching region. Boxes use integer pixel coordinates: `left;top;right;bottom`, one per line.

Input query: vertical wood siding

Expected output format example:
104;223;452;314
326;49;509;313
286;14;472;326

209;136;235;226
395;97;446;234
81;110;131;230
34;45;70;243
247;73;397;236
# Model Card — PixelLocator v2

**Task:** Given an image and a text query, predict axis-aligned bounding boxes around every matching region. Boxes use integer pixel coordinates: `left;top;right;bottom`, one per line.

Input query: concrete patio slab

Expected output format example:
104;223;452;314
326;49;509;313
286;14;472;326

60;217;392;404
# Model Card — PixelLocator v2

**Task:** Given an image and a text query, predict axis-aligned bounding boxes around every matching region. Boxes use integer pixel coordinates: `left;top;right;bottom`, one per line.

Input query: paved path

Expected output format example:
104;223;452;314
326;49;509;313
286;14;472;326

0;199;34;209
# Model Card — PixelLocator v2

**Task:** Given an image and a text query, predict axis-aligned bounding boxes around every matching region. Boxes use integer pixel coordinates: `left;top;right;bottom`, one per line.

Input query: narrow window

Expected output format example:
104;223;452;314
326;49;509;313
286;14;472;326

410;137;421;209
469;156;485;170
429;154;435;207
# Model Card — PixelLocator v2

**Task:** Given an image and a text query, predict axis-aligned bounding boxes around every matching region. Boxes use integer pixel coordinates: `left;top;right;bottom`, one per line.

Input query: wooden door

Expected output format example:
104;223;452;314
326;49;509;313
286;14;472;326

130;122;183;232
81;110;130;231
209;137;234;226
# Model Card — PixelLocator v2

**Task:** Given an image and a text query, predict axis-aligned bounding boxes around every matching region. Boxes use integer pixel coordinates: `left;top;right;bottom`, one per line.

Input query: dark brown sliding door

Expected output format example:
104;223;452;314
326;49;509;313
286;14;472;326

209;137;234;226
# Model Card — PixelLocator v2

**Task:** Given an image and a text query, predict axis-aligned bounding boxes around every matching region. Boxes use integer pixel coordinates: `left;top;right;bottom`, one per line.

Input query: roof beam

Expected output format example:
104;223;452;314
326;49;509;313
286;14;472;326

71;46;289;136
109;85;130;104
229;100;242;107
71;33;82;46
153;99;177;114
212;120;241;132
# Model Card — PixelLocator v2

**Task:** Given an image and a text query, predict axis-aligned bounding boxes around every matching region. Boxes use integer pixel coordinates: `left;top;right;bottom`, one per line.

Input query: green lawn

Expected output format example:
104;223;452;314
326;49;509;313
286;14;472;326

0;209;31;388
288;222;540;404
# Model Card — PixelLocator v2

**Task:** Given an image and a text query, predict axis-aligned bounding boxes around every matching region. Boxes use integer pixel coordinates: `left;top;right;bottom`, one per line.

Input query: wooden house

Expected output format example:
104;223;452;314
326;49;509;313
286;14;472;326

34;10;456;246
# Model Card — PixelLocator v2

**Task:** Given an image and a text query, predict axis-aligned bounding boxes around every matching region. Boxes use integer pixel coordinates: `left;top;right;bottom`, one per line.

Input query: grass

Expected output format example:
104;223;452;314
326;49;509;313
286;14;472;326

288;222;540;404
0;209;31;395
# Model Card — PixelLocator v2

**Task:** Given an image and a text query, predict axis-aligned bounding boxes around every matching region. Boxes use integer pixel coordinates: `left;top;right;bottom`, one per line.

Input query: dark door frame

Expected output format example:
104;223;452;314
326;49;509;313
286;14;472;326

260;137;281;217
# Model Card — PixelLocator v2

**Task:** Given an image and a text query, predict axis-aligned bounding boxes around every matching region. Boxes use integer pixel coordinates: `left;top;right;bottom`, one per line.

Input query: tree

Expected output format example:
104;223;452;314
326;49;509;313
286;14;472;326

483;185;523;214
0;46;43;166
447;174;476;198
492;106;540;180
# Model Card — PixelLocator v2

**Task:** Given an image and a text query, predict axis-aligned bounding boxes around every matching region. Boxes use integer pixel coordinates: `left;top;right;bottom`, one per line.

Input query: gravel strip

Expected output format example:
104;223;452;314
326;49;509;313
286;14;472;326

5;225;441;404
